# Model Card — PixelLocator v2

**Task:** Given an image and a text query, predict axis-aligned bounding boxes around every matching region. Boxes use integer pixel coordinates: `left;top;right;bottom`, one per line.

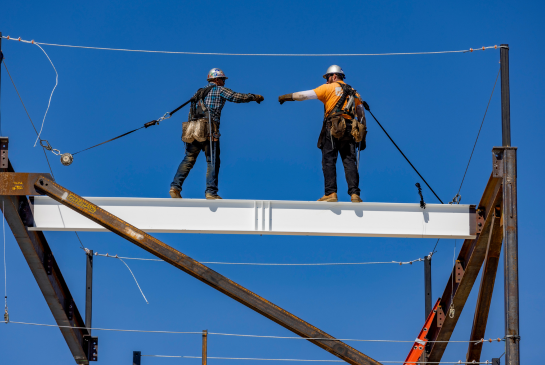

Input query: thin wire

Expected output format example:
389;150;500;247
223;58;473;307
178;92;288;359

2;320;493;343
94;252;424;266
74;232;85;250
2;60;55;179
3;199;7;316
140;355;493;364
115;256;148;304
2;37;504;56
431;239;440;254
32;43;58;147
456;68;501;196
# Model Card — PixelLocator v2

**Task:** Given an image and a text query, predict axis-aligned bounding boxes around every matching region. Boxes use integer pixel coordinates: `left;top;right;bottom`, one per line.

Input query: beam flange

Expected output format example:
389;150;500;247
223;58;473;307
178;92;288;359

29;195;476;239
34;176;381;365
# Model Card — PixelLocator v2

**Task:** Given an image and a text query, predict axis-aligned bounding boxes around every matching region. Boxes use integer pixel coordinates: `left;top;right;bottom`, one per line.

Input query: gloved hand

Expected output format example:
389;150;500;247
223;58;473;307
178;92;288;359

144;120;158;128
253;94;265;104
278;93;294;105
362;101;370;111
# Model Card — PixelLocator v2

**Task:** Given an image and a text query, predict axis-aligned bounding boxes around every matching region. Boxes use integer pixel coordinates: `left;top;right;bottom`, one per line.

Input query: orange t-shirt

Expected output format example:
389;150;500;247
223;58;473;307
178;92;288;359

313;81;362;118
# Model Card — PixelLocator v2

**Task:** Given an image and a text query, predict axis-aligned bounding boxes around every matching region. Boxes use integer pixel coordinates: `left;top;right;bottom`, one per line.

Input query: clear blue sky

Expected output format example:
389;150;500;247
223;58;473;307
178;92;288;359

1;0;543;363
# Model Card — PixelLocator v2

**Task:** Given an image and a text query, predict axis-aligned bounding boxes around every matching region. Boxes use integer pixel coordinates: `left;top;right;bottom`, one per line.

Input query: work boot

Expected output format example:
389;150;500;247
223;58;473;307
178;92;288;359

169;188;182;199
317;193;338;202
351;194;363;203
205;193;223;200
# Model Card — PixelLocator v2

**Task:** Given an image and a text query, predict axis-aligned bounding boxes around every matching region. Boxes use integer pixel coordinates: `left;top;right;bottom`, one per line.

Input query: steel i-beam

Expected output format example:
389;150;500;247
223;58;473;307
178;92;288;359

22;175;381;365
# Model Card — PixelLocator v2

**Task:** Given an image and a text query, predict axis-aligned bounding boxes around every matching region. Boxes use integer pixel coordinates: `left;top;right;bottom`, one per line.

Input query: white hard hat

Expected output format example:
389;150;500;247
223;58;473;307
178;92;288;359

207;68;228;81
323;65;346;79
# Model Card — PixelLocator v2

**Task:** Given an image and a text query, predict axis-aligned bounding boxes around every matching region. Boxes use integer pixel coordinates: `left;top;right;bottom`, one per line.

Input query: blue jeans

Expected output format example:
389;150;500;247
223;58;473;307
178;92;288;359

170;139;220;195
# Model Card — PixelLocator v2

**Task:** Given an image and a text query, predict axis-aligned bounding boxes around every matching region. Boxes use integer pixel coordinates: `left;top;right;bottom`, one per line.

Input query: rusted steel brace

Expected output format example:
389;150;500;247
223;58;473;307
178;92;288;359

32;175;381;365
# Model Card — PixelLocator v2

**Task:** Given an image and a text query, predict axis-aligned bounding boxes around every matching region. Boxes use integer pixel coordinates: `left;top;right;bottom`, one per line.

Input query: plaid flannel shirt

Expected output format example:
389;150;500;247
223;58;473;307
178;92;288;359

190;82;254;125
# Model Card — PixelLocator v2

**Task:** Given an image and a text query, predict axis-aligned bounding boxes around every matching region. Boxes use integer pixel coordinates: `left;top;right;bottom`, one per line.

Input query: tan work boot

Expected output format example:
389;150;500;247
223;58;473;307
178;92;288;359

205;193;223;200
351;194;363;203
169;188;182;199
317;193;338;202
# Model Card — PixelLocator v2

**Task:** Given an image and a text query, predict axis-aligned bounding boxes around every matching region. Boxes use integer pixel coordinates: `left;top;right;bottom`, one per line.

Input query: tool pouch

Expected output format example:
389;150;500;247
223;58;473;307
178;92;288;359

329;114;346;139
182;118;209;143
350;118;367;144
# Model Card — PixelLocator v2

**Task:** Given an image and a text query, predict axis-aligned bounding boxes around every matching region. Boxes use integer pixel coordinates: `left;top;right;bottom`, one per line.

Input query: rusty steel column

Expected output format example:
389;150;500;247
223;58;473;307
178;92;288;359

503;147;519;365
202;330;207;365
501;43;520;365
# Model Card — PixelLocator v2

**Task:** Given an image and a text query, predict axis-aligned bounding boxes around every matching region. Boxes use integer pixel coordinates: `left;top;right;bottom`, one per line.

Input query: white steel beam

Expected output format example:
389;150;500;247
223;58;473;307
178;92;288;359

29;197;476;239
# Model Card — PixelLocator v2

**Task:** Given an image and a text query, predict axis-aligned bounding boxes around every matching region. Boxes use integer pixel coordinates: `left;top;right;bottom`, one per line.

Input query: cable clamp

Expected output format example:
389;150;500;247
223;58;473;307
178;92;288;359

39;139;62;155
449;193;462;204
157;112;171;123
449;303;455;318
4;298;8;324
504;334;521;342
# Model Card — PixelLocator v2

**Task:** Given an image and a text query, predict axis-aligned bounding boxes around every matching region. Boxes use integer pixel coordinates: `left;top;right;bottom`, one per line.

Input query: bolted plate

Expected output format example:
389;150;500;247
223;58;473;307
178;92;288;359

0;173;53;195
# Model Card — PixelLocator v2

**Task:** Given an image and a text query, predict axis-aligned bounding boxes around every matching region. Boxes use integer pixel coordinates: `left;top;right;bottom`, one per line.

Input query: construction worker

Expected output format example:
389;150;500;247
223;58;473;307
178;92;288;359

169;68;264;199
278;65;366;203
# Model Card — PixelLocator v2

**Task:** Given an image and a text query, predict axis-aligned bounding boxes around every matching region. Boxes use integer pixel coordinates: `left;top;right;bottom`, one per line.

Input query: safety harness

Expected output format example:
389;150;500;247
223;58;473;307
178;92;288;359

317;82;365;150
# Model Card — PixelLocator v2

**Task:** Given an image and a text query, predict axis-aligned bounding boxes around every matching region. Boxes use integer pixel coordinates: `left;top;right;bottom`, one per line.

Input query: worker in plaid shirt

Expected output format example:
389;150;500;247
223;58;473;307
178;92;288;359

170;68;264;200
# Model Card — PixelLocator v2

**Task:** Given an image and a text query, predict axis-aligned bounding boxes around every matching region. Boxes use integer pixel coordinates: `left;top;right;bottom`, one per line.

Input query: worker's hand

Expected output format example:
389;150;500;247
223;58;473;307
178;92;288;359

362;101;370;111
253;94;265;104
278;93;294;105
144;120;158;128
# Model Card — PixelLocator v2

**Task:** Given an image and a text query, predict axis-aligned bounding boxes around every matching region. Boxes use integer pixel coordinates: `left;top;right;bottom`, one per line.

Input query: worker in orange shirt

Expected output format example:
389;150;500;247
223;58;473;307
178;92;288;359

278;65;367;203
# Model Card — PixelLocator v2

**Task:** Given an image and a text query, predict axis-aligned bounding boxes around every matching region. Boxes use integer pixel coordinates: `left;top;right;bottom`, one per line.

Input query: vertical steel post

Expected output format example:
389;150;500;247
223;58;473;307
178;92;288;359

424;255;432;319
501;44;511;147
421;254;432;364
133;351;141;365
202;330;208;365
86;249;93;334
501;44;520;365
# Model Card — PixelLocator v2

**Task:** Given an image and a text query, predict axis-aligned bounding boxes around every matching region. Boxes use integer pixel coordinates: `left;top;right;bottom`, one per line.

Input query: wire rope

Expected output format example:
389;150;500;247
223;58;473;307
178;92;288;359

2;37;504;57
453;68;501;202
2;320;502;344
93;252;424;266
2;60;55;179
140;355;493;364
31;43;58;147
366;108;444;203
116;256;149;304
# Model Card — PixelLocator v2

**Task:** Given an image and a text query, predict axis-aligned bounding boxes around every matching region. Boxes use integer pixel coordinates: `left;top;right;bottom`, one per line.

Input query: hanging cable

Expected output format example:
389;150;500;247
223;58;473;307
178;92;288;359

114;255;149;304
362;102;444;203
93;252;425;266
2;36;504;57
31;43;58;147
2;60;56;179
3;199;8;323
451;68;500;204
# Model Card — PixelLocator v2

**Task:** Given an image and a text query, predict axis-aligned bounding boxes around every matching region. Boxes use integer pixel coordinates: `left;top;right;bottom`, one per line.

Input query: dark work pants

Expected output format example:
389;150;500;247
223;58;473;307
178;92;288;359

170;139;220;195
321;135;360;196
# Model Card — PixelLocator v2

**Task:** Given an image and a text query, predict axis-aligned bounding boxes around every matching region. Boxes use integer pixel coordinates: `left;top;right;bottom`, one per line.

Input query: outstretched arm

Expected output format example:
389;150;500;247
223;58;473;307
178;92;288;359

278;90;318;104
221;87;264;104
